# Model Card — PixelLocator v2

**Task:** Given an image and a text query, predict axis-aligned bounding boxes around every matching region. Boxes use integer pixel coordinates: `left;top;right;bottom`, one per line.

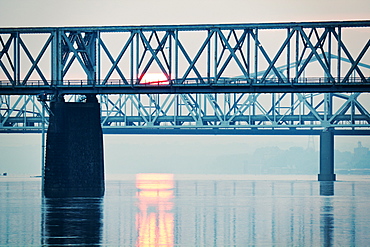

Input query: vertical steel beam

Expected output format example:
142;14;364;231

324;93;329;122
169;30;172;81
175;29;178;84
295;29;299;82
254;28;258;83
136;31;139;83
272;93;276;123
130;31;134;84
351;99;355;124
97;31;101;84
14;32;20;85
207;30;211;83
328;28;332;82
287;28;290;83
51;30;62;85
247;30;250;77
290;94;294;124
337;27;341;83
41;102;45;189
89;32;98;83
252;94;256;125
214;30;218;83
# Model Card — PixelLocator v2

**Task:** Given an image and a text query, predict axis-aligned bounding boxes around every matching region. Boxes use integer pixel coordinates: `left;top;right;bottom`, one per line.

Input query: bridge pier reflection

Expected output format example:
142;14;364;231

320;182;335;196
41;197;103;245
320;197;334;247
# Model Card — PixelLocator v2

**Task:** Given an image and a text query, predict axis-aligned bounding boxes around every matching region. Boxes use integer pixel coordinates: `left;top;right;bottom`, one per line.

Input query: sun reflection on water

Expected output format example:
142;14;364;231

136;173;174;247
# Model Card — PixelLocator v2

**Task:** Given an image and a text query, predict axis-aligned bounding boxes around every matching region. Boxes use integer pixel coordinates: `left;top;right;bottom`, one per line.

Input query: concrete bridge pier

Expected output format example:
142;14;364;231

43;95;105;198
318;129;336;181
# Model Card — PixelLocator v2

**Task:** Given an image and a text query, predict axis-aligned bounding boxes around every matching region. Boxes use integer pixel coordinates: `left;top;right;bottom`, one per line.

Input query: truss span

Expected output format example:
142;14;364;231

0;21;369;134
1;92;369;134
0;21;369;95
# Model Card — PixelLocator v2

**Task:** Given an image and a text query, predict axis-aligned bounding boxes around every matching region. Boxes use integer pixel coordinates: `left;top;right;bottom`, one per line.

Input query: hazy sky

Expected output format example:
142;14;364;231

0;0;369;27
0;0;369;175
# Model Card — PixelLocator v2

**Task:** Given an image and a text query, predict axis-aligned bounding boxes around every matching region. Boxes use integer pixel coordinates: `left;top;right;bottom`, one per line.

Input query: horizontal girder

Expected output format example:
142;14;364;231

0;78;369;95
1;20;369;33
1;128;369;136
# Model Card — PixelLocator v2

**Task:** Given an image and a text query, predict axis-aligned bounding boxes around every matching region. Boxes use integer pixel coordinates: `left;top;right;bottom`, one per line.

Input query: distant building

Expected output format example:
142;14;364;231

354;141;369;157
353;141;370;170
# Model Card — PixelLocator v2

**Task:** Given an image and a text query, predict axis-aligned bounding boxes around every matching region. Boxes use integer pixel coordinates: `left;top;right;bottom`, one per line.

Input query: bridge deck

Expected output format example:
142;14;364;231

1;78;369;95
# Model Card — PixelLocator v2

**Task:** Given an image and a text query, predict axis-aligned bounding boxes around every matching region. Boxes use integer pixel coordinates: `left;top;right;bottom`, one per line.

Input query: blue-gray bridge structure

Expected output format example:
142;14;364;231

0;20;370;135
0;20;370;186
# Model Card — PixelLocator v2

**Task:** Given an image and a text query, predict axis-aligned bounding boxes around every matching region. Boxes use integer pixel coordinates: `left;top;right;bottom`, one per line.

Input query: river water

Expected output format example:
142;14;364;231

1;174;370;246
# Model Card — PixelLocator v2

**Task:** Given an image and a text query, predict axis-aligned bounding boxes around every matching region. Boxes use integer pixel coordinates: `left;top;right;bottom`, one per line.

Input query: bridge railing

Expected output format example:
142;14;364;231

0;77;368;88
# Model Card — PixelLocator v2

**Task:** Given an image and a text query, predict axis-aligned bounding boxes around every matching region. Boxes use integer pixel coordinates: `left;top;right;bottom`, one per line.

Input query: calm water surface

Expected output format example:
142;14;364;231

1;174;370;246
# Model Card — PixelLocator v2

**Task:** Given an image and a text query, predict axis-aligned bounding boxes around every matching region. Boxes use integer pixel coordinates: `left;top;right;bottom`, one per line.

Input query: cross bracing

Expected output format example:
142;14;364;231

1;92;369;134
0;54;369;133
0;21;369;134
0;21;369;94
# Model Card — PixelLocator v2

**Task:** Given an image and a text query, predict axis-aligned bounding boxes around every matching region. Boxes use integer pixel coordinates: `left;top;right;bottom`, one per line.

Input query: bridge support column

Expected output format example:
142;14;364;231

318;130;336;181
43;95;104;197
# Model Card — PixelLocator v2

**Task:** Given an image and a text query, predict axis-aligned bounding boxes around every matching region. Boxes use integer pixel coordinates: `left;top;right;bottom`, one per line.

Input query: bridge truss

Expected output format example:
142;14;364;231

0;21;369;134
0;91;369;134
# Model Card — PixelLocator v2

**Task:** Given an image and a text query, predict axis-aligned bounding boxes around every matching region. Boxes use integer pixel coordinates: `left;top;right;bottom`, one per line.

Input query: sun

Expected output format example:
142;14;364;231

141;73;169;85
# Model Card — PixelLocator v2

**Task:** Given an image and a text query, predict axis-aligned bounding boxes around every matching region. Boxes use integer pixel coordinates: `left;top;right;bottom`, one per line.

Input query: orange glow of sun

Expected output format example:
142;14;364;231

141;73;169;85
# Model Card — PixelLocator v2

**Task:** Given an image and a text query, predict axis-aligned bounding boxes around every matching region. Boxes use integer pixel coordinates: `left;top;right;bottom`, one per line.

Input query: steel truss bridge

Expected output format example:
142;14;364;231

0;20;370;135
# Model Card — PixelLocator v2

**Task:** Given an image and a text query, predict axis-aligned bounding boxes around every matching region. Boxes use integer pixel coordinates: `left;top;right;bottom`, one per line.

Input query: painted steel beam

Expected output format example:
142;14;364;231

0;81;369;95
1;92;370;133
0;127;369;136
1;20;370;33
1;21;370;134
1;20;369;94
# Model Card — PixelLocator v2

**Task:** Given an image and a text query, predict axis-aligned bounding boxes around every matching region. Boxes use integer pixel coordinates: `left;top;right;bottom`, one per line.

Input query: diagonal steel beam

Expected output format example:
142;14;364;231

139;31;170;81
102;32;135;84
99;37;128;84
172;35;204;83
0;35;15;82
178;31;214;84
332;31;367;82
250;30;285;82
61;32;91;79
18;37;48;84
297;28;334;81
260;30;295;83
21;35;53;84
138;31;171;82
216;29;250;80
342;39;370;83
0;35;14;71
